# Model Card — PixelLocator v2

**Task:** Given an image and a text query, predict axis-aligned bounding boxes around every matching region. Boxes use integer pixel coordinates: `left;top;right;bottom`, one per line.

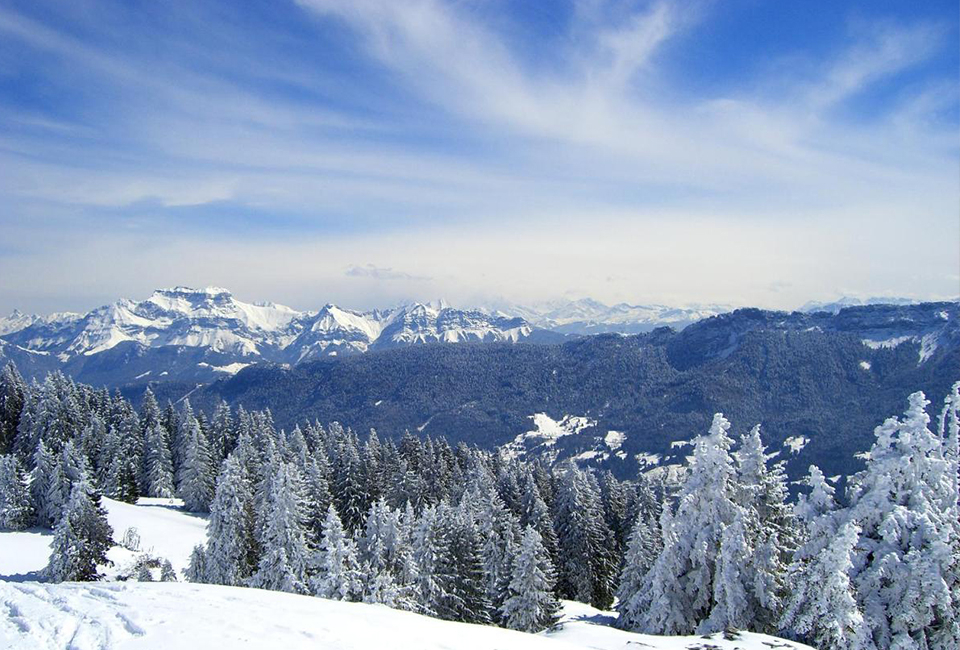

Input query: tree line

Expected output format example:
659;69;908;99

0;363;958;648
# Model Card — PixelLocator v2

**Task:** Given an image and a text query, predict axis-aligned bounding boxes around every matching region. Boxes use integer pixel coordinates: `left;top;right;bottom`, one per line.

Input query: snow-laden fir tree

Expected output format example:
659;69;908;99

729;425;795;633
45;441;90;525
30;439;62;527
358;497;417;609
250;462;310;593
160;558;177;582
310;504;362;601
136;561;154;582
625;413;742;635
462;477;521;620
17;372;82;457
0;453;31;529
0;362;26;455
177;414;216;512
143;421;175;498
44;472;113;582
780;464;865;648
77;414;106;475
203;453;256;586
553;461;617;609
615;501;664;629
518;472;559;568
500;526;560;633
410;503;452;617
186;544;207;583
704;508;754;632
436;504;492;625
848;392;960;650
209;400;236;462
782;511;867;649
598;470;632;556
302;455;333;546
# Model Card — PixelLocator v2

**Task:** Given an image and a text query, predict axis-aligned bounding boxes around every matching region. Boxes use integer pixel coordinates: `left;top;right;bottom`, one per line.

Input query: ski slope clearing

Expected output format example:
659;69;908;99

0;497;207;581
0;582;814;650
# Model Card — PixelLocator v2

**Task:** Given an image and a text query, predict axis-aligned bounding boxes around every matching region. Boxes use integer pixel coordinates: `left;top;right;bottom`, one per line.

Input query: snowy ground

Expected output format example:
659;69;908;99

0;499;812;650
0;582;813;650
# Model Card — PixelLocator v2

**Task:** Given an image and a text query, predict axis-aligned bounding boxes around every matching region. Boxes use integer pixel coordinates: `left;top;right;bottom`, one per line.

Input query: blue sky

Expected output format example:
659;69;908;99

0;0;957;314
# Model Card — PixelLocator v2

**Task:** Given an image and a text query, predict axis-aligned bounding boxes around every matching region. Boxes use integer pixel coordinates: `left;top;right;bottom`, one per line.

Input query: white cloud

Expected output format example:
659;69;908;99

0;1;956;314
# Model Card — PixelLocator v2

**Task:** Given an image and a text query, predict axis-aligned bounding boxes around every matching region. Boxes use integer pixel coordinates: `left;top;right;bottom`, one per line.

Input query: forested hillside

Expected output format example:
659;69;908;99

184;303;959;482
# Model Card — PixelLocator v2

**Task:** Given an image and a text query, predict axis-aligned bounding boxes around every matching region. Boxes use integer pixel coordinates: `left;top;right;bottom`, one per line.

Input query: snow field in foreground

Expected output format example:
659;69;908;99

0;581;814;650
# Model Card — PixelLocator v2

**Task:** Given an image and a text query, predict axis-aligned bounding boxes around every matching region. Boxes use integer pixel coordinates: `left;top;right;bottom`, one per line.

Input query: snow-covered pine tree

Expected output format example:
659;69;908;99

250;462;310;593
0;453;31;529
731;425;795;633
310;504;362;601
936;381;960;649
186;544;208;583
0;362;26;455
458;474;521;621
615;502;663;629
519;472;559;568
598;470;632;557
22;372;82;455
332;435;369;532
625;413;742;635
138;387;162;432
848;392;960;650
136;561;154;582
704;508;754;632
44;472;113;582
358;497;416;609
110;406;143;503
77;414;106;475
176;414;215;512
780;464;853;645
143;421;175;498
410;502;453;617
30;439;61;527
49;440;90;518
553;461;618;609
500;526;560;633
160;558;177;582
302;455;332;547
446;505;493;625
781;516;867;650
203;453;256;586
363;429;385;502
209;400;235;462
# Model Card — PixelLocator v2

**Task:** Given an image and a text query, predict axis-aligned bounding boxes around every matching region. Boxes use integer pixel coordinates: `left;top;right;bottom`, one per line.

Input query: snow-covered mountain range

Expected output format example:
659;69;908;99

484;298;730;335
0;287;535;365
1;287;953;387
